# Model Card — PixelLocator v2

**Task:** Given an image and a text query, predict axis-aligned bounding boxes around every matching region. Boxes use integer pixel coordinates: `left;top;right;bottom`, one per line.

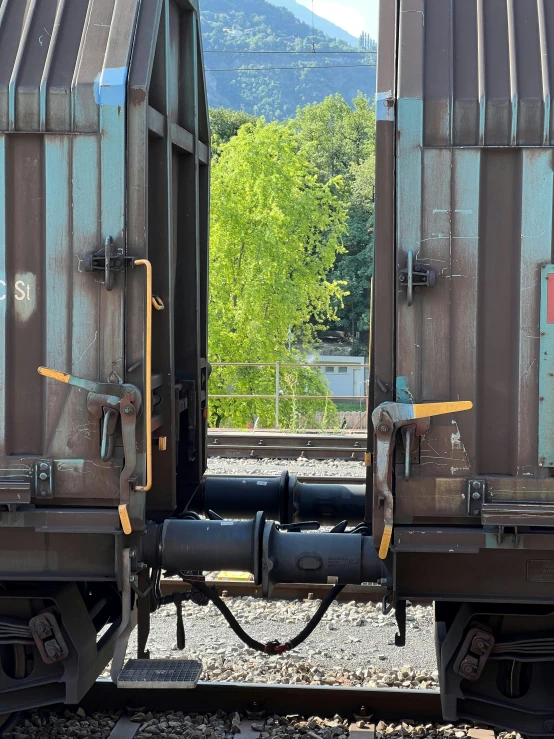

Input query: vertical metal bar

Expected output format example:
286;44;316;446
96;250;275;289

450;149;481;475
134;260;154;493
44;137;71;451
449;0;454;146
538;0;551;146
40;0;66;131
522;151;553;470
476;0;486;146
0;135;5;457
69;0;95;132
8;0;38;131
275;362;280;429
420;148;452;406
70;135;99;458
99;0;138;382
506;0;518;146
396;0;424;403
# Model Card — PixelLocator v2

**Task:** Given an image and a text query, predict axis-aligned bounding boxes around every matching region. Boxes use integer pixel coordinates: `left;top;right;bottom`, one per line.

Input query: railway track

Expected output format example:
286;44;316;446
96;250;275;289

5;682;445;738
208;431;368;461
86;680;443;721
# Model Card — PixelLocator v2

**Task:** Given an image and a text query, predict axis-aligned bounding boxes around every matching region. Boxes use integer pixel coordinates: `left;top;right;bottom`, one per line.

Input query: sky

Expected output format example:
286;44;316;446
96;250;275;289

296;0;379;41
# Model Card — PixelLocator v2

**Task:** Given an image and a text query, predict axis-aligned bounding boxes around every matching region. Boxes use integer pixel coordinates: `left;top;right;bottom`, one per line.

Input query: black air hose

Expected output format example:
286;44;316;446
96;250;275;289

184;578;345;655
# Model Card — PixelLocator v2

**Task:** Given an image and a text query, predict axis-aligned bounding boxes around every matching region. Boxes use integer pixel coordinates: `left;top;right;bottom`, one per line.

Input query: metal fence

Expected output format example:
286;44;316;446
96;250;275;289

209;361;369;428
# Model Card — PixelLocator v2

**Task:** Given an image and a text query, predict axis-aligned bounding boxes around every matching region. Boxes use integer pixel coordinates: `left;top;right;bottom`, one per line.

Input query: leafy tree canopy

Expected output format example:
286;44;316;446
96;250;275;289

294;94;375;337
294;93;375;183
208;119;348;427
209;107;257;150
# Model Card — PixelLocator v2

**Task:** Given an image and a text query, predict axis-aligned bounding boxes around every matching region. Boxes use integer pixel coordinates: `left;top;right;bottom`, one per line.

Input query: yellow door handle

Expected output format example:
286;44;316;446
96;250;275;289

412;401;473;418
134;259;155;493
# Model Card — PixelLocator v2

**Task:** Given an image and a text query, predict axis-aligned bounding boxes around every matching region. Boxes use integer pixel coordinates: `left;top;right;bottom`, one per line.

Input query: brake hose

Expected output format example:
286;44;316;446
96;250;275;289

184;577;345;655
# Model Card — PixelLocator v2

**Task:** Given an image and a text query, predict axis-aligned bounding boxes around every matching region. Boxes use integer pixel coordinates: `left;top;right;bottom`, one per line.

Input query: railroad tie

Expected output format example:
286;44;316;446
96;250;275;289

348;722;375;739
108;715;140;739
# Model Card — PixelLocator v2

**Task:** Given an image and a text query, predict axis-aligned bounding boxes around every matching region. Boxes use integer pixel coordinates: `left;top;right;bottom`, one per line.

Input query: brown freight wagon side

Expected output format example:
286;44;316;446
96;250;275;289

0;0;209;710
371;1;554;732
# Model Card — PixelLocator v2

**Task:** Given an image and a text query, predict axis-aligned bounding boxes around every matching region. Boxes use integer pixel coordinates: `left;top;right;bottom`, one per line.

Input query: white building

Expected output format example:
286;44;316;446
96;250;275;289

310;355;368;399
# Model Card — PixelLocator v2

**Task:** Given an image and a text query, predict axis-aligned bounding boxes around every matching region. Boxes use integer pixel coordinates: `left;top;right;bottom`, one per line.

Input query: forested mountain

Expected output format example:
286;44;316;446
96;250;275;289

265;0;358;46
199;0;376;120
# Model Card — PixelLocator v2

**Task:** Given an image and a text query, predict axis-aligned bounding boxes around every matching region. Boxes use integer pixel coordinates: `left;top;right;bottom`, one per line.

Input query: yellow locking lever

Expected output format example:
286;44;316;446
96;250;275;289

372;400;473;560
38;367;143;535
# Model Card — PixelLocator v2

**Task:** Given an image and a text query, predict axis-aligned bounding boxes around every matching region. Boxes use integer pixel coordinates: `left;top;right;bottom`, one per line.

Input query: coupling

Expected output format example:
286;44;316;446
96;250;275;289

142;513;388;597
189;471;366;525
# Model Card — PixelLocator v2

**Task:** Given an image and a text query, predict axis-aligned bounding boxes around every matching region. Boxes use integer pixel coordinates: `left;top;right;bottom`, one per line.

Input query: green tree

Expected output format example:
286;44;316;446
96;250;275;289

295;93;375;183
294;94;375;340
208;119;347;427
358;31;376;52
209;108;257;151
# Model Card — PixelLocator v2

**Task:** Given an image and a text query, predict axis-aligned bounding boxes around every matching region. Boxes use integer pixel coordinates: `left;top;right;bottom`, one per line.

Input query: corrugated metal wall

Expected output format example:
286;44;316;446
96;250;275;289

0;0;210;510
408;0;554;148
0;0;137;498
374;0;554;524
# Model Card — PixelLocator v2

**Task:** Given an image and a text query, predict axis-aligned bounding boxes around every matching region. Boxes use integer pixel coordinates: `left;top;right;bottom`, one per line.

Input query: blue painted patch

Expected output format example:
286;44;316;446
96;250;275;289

375;91;394;121
94;67;128;107
396;376;414;404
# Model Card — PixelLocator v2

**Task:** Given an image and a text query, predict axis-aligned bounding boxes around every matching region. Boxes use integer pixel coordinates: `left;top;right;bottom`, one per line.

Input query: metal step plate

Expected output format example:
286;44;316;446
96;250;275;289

117;659;202;689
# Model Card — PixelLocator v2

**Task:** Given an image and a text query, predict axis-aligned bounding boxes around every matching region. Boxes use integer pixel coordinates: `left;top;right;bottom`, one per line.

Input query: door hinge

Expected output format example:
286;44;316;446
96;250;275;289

83;236;132;291
398;250;436;306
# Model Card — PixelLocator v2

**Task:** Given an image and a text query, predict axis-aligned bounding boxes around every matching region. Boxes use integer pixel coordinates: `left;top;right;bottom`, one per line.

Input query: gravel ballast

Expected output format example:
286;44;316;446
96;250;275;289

206;457;366;479
100;595;438;690
150;457;435;690
5;707;520;739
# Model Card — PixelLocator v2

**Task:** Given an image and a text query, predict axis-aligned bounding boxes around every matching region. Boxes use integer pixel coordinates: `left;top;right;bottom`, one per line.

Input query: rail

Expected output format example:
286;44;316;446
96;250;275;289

81;681;443;723
207;430;368;460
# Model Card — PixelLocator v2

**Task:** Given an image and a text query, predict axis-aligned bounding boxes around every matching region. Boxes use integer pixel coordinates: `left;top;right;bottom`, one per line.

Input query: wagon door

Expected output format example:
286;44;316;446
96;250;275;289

0;0;138;507
374;0;554;548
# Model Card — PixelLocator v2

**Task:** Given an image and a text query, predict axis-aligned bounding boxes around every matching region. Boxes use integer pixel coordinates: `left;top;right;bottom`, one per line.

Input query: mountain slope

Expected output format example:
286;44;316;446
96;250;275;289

199;0;376;120
265;0;358;46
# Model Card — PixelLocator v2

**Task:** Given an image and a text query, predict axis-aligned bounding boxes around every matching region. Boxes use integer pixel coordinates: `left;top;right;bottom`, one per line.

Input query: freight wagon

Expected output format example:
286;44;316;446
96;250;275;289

1;1;554;735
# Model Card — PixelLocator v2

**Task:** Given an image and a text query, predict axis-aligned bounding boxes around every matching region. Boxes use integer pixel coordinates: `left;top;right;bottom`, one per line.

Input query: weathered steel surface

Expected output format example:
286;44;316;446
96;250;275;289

375;0;554;534
539;264;554;467
0;0;209;518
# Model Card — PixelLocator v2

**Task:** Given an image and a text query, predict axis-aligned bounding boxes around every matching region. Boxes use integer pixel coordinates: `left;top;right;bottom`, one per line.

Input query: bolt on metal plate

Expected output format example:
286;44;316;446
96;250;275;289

34;460;54;499
466;479;486;517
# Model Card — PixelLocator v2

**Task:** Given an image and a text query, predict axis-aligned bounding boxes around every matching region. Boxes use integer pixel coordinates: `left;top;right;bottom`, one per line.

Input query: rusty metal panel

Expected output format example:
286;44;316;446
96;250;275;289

0;0;135;501
405;0;554;147
0;0;209;521
375;0;554;533
539;264;554;467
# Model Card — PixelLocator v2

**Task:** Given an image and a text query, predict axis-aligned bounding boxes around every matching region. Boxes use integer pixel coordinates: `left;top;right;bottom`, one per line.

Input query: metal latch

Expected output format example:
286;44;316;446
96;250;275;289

37;367;142;534
83;236;131;292
399;250;436;306
372;400;473;560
